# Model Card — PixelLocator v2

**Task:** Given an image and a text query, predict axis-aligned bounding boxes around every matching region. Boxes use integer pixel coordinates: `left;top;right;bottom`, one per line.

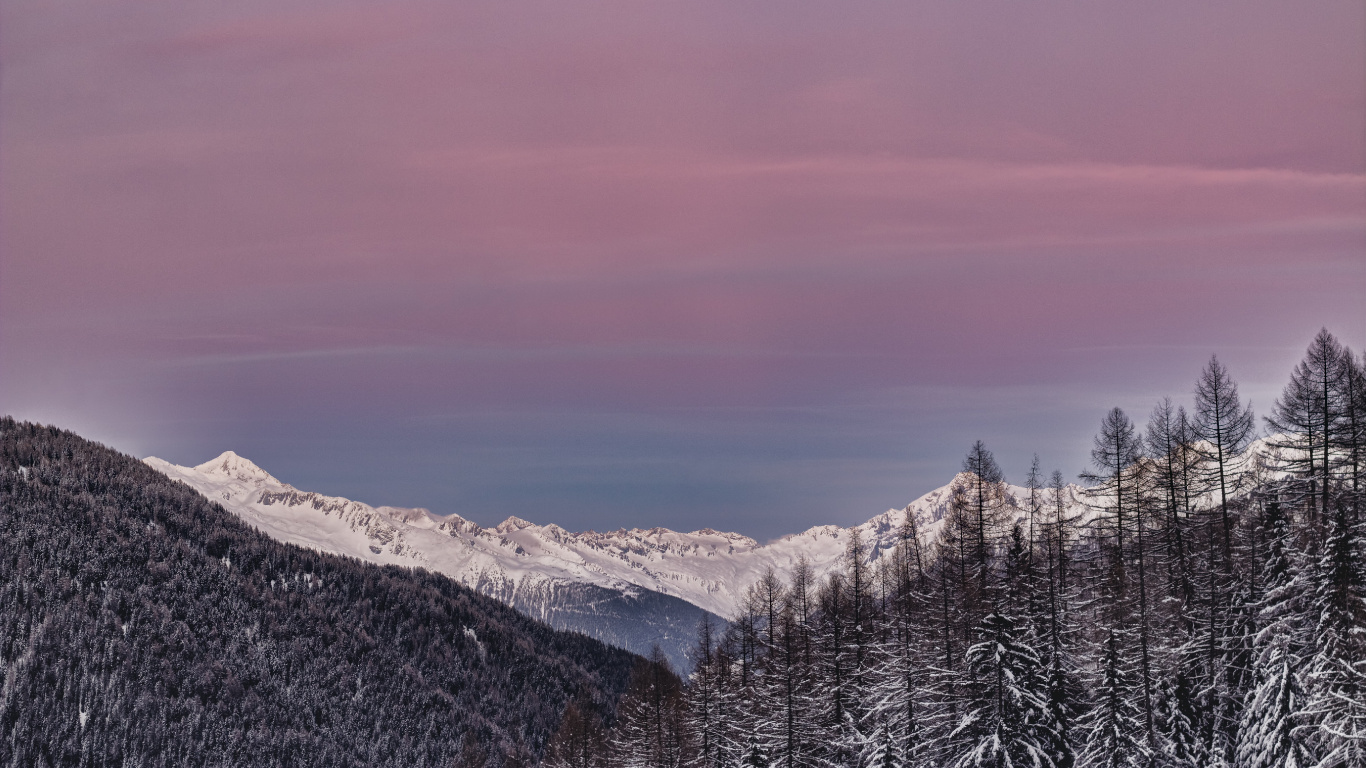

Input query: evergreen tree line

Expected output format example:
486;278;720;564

0;418;638;767
551;329;1366;768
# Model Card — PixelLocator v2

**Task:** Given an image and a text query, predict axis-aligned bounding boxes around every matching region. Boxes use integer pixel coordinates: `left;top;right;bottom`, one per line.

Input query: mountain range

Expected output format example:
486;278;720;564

145;451;1093;668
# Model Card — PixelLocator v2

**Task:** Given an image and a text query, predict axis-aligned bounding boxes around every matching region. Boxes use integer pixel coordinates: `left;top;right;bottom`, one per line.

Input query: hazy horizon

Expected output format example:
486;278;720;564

3;0;1363;539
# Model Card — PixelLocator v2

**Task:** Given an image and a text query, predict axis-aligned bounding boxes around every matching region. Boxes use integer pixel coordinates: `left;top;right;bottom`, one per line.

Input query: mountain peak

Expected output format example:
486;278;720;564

193;451;279;485
496;515;536;534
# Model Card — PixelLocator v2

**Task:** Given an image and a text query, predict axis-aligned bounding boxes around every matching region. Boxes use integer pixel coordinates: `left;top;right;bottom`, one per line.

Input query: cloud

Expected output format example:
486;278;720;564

2;0;1363;535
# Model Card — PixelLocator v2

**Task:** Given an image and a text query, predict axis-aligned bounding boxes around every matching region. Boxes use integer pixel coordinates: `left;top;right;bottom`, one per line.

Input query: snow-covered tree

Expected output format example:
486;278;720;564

1301;503;1366;767
948;612;1061;768
687;616;745;768
1154;673;1202;768
1235;498;1312;768
1078;631;1151;768
613;648;688;768
1235;646;1309;768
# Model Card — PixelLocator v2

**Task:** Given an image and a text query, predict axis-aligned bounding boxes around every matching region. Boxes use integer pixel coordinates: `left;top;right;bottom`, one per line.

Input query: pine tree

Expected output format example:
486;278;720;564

1079;631;1151;768
845;528;875;732
754;568;788;658
1302;502;1366;768
1043;470;1083;768
1043;471;1079;661
1082;407;1157;741
1043;652;1079;768
649;329;1366;768
686;616;737;768
1024;457;1047;642
1232;497;1311;768
727;586;769;761
868;510;932;768
948;612;1061;768
1235;644;1309;768
1154;672;1202;768
933;479;979;738
1082;407;1145;609
864;721;902;768
1215;581;1258;764
815;570;857;766
928;527;968;761
763;597;819;768
1184;356;1257;765
1340;350;1366;521
741;740;771;768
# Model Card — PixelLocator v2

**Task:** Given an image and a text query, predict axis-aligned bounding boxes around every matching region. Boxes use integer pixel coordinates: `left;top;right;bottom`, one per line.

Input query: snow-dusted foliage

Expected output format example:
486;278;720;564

948;612;1061;768
1078;632;1150;768
572;329;1366;768
143;440;1092;671
0;419;636;767
6;328;1364;768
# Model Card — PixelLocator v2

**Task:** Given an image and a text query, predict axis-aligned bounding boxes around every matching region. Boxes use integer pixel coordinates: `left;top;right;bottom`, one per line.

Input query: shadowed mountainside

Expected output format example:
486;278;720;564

0;418;639;767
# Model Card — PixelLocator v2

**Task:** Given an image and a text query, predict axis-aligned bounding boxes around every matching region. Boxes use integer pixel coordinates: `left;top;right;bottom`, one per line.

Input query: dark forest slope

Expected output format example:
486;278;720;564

0;418;637;767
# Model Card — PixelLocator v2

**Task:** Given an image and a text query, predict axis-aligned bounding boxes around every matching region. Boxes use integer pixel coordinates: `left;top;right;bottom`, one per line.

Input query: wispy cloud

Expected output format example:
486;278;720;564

3;0;1362;536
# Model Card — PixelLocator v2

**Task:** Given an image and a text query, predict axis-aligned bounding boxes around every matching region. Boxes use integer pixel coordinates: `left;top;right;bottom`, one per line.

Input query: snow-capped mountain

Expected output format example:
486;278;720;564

144;451;1093;666
146;452;1088;618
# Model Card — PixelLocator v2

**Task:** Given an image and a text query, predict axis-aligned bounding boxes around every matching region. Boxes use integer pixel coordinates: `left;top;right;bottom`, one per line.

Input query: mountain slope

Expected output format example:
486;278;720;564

142;452;1092;637
145;452;717;670
138;438;1277;682
0;419;636;767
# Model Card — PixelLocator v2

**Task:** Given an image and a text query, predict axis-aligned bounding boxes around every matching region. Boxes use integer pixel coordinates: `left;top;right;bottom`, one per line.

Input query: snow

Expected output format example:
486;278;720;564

143;453;1090;619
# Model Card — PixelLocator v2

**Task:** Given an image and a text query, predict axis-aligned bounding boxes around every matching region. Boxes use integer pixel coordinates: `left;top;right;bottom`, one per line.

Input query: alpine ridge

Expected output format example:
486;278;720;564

142;452;1103;666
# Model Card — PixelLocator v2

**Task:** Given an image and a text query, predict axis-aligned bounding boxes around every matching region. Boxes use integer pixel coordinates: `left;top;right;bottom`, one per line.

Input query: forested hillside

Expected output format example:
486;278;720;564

560;329;1366;768
5;328;1363;768
0;419;638;767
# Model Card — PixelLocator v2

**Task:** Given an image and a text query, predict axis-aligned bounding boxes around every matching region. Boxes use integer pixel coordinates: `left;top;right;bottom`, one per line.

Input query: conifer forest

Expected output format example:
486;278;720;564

4;329;1365;768
547;329;1366;768
0;421;636;766
4;0;1361;763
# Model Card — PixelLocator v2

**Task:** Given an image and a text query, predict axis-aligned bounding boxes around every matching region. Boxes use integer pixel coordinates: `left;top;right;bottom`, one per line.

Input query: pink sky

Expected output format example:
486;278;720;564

3;0;1364;536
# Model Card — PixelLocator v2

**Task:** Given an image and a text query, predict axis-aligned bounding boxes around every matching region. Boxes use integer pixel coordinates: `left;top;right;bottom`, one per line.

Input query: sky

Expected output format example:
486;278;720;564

2;0;1364;539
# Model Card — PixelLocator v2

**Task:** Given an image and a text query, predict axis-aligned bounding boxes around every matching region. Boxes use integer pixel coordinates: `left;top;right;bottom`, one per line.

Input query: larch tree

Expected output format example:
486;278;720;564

1192;355;1257;567
1043;469;1083;768
1081;407;1144;620
1265;329;1349;537
1023;456;1048;642
686;616;736;768
592;329;1365;768
1081;407;1156;740
1147;398;1196;622
1188;356;1257;764
961;441;1011;611
1340;349;1366;522
545;699;609;768
613;648;688;768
